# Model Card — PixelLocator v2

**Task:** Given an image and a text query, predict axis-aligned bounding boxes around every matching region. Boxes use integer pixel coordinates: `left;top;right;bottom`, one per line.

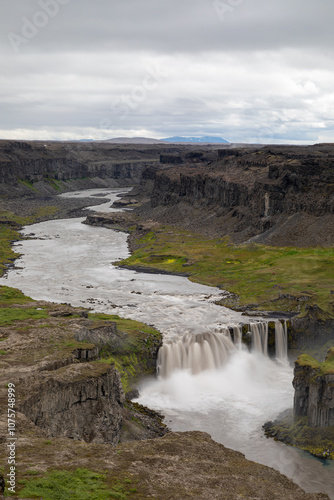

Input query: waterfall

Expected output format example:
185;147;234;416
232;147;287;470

157;330;236;377
233;326;242;348
157;320;289;377
275;320;288;362
250;322;268;355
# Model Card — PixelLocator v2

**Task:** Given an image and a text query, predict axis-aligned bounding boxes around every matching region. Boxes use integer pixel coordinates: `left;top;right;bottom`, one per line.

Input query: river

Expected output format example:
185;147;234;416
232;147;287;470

1;188;333;498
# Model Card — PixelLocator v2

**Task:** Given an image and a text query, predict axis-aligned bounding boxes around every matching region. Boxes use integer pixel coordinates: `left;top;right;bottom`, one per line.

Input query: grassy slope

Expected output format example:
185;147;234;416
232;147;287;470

119;227;334;318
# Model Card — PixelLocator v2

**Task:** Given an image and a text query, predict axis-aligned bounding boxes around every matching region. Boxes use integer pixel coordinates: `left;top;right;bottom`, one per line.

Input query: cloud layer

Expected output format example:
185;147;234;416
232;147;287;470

1;0;333;143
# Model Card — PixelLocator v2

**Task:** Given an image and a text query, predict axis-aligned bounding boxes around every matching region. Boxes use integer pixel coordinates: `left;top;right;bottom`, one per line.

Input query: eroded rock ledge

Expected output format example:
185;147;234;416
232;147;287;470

294;348;334;427
19;364;124;445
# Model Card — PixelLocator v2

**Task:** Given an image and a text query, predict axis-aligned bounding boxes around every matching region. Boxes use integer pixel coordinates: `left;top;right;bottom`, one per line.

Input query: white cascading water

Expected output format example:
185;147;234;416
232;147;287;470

250;322;268;355
157;320;288;378
157;329;236;377
275;320;289;362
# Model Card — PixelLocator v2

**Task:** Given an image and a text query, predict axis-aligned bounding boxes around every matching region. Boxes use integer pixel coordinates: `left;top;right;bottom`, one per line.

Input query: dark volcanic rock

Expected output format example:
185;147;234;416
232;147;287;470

293;349;334;427
137;144;334;246
19;364;125;445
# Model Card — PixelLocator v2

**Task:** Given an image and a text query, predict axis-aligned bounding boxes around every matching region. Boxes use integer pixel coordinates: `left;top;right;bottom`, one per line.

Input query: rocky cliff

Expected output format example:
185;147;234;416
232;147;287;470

137;144;334;247
0;140;210;189
293;348;334;427
19;364;125;445
0;140;161;189
263;348;334;461
0;302;165;452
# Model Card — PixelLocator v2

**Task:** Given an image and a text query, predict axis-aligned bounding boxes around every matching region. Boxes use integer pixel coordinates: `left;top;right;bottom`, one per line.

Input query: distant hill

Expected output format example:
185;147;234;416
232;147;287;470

100;137;166;144
162;136;230;144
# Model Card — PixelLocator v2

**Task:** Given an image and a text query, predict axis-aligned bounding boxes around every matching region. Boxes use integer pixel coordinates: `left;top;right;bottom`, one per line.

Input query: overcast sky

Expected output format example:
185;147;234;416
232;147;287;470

1;0;333;143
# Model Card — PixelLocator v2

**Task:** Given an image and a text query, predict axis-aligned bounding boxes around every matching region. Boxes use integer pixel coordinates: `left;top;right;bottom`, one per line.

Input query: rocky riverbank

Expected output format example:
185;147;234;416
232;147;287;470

263;349;334;460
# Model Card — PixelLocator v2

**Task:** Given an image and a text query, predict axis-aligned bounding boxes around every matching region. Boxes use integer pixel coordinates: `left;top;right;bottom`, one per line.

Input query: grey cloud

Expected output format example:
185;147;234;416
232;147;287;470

2;0;334;55
0;0;334;142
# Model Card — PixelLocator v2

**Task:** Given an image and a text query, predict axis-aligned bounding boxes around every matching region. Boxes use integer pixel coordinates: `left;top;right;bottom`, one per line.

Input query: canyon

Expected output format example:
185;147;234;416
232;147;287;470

0;140;333;499
135;144;334;247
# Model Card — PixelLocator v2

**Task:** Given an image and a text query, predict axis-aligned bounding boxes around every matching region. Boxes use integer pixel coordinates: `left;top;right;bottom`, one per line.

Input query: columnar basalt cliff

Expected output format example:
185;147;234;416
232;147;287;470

139;144;334;247
0;140;214;189
0;140;162;188
19;364;125;445
293;348;334;427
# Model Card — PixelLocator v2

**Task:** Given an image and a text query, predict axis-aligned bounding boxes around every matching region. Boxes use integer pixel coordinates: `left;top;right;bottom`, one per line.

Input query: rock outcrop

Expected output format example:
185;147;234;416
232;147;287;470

0;302;165;451
293;348;334;427
137;144;334;247
19;364;125;445
0;140;163;188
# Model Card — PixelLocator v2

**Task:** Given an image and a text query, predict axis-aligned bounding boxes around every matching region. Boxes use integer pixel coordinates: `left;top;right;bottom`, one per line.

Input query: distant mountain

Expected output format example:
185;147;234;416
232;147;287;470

100;137;166;144
162;136;229;144
69;139;95;142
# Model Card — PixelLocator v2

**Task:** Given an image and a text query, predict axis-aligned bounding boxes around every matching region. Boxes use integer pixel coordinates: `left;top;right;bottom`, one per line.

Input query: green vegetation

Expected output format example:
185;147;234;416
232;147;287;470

0;286;32;306
89;313;161;342
119;227;334;317
0;225;22;276
264;410;334;460
18;178;37;191
18;468;137;500
0;307;48;326
46;177;63;191
90;313;161;393
33;205;59;219
100;353;140;394
0;207;57;276
0;209;33;226
297;348;334;376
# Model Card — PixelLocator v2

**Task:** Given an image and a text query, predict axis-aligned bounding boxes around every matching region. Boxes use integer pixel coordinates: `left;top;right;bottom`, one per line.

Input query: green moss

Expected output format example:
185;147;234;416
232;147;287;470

100;355;139;394
33;205;59;220
326;347;334;363
296;350;334;376
296;354;321;370
0;209;33;226
18;178;37;191
46;177;62;191
0;286;33;306
88;313;161;341
264;410;334;460
0;307;48;326
88;314;161;392
18;468;136;500
0;226;22;275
